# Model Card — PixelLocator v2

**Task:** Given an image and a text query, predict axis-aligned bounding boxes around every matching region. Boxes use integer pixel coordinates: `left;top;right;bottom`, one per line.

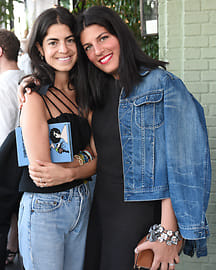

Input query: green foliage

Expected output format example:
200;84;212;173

59;0;71;10
142;35;159;59
0;0;12;27
71;0;159;59
0;0;23;29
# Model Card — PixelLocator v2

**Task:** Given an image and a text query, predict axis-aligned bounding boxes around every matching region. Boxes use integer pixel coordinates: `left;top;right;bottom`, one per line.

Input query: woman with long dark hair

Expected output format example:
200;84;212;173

76;6;210;270
18;6;96;270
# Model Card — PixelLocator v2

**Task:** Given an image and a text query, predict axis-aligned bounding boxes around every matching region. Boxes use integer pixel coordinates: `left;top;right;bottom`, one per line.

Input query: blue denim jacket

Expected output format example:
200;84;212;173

118;68;211;257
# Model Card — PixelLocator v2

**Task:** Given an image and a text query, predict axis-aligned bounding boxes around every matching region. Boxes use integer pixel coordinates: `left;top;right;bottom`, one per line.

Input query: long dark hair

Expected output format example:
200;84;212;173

28;6;78;88
76;5;167;112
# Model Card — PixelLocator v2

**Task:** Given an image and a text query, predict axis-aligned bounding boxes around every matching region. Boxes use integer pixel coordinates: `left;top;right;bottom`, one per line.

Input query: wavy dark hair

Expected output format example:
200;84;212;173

28;6;78;88
76;5;167;112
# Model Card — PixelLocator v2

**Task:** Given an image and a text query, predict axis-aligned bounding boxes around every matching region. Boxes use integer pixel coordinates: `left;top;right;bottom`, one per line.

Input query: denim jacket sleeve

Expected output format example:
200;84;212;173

163;73;211;255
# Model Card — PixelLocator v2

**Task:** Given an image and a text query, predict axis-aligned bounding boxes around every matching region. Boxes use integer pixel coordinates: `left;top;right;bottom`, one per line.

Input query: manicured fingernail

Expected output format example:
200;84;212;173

134;248;139;254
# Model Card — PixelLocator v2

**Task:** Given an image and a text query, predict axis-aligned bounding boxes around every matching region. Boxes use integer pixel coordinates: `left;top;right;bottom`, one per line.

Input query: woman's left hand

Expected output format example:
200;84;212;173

29;160;76;187
135;240;180;270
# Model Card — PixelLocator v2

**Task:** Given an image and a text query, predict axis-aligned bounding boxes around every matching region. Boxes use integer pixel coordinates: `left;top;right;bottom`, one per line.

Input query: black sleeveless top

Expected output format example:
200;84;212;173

19;85;91;193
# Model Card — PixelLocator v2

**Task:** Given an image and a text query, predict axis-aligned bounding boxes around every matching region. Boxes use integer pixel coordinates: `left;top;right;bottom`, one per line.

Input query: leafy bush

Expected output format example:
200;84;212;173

65;0;159;59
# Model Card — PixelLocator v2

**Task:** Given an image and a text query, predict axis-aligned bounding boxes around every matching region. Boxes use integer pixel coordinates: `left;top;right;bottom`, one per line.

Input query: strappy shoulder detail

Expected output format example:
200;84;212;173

40;86;81;119
41;95;53;118
43;94;63;115
52;86;79;110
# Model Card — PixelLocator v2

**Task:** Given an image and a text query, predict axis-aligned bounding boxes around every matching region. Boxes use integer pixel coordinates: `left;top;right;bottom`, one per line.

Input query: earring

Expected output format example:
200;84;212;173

39;53;44;61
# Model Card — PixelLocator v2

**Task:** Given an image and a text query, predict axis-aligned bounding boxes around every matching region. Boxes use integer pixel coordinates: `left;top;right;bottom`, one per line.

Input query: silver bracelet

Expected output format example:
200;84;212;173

147;224;181;246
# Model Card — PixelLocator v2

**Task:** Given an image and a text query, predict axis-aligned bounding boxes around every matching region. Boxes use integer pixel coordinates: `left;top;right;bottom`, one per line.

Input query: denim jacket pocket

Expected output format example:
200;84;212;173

134;90;164;129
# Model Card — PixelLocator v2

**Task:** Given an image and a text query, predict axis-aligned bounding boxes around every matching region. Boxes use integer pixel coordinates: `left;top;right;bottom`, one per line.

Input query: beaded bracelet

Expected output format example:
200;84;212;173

74;154;84;165
79;152;88;164
83;150;93;161
74;149;94;166
147;224;181;246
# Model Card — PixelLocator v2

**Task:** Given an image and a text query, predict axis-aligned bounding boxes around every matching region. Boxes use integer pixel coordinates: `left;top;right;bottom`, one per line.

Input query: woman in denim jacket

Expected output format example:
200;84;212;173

19;5;211;270
76;6;211;270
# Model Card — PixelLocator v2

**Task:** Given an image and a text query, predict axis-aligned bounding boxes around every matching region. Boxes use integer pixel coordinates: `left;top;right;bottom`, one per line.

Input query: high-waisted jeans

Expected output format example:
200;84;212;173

18;183;91;270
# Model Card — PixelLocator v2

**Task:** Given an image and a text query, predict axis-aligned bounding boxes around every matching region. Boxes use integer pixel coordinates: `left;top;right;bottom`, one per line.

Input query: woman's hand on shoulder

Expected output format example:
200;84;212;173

18;75;40;108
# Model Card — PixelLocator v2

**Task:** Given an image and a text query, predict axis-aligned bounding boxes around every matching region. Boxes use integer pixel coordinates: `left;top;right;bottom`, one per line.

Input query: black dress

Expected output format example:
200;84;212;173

84;80;161;270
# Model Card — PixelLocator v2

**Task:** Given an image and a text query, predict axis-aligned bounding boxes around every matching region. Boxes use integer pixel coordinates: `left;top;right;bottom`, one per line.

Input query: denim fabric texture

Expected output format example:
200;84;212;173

118;68;211;257
18;183;91;270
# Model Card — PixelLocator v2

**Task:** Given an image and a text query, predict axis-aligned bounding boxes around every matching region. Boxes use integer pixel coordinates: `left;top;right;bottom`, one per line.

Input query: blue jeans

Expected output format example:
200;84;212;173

18;183;91;270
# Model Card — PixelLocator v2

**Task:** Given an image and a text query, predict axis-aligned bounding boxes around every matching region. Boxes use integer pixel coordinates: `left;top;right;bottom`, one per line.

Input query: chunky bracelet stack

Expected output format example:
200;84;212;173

147;224;181;246
74;150;93;166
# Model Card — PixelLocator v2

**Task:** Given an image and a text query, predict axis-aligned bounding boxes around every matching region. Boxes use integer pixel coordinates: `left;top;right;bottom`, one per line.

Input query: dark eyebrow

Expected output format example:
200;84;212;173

82;32;108;47
66;34;75;39
96;32;109;39
46;34;75;42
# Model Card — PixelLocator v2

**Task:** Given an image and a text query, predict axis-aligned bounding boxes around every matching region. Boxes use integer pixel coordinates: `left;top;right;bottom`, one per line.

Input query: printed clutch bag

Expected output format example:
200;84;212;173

15;122;73;166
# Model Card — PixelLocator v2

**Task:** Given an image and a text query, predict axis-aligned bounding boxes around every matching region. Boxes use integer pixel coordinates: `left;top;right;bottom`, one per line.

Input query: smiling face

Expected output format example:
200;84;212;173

37;23;77;73
80;24;120;78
